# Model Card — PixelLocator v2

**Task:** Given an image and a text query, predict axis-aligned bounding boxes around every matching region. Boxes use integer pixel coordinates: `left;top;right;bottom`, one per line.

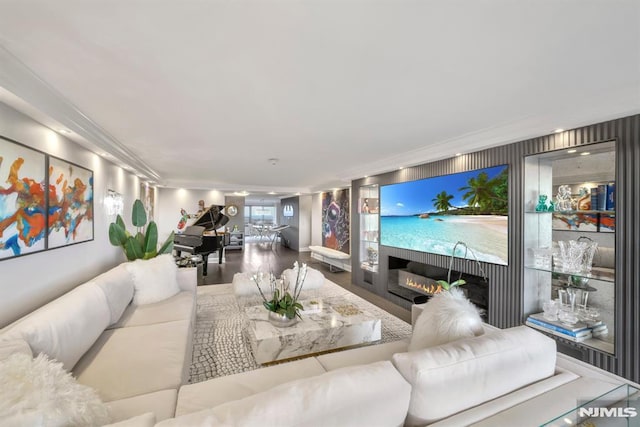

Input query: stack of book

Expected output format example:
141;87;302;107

525;312;599;342
591;182;615;211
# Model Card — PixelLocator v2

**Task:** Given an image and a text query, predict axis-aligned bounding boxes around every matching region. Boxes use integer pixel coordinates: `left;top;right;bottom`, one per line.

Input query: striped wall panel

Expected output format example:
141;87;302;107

351;113;640;383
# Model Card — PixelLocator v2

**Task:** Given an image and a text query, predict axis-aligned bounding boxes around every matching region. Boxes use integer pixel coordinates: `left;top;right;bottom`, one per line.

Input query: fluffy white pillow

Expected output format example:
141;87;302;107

126;254;180;305
409;287;484;352
232;272;269;297
0;353;110;426
282;266;325;291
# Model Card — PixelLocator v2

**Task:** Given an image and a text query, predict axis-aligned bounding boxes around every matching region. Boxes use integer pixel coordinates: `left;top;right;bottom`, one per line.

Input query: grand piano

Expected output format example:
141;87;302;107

173;205;230;275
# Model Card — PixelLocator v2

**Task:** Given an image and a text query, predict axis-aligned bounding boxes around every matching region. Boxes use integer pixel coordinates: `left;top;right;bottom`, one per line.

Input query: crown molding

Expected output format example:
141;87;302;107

0;44;161;181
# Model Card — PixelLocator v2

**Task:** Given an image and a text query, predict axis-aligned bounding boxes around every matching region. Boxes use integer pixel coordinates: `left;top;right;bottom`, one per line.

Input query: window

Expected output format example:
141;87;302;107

245;205;276;225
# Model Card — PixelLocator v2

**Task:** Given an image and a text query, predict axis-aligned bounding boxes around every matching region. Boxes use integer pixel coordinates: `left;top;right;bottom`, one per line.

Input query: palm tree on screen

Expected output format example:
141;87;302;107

432;191;454;212
459;172;493;212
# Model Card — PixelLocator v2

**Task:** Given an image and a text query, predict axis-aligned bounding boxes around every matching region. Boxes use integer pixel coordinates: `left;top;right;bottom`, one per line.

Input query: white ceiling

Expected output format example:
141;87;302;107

0;0;639;196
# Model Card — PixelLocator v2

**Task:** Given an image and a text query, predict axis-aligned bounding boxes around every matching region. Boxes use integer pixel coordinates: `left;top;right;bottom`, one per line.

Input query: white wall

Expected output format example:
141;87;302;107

311;192;323;246
299;195;312;251
156;188;225;241
0;102;139;327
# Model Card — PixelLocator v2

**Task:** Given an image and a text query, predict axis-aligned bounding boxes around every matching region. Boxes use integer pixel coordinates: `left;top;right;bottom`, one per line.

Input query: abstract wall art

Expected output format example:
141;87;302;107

0;137;47;259
321;189;350;254
47;156;94;249
1;135;94;260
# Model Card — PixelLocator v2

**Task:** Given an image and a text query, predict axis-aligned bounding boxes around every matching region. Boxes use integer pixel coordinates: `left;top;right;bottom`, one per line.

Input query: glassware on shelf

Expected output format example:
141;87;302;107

531;247;552;269
556;239;598;274
366;247;378;266
577;306;600;323
558;289;576;312
558;307;579;326
542;300;559;321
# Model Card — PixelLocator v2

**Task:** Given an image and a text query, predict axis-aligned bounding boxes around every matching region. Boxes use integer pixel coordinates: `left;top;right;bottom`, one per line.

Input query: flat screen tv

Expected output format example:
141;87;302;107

380;165;509;265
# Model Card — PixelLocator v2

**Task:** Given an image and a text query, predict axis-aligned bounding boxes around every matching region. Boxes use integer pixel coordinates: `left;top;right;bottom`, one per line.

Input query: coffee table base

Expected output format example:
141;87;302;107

245;299;382;364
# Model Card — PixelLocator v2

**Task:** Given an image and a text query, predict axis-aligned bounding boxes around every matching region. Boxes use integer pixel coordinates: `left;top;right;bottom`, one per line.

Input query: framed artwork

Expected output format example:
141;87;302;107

552;212;599;232
321;189;350;254
47;156;94;249
0;136;47;259
598;212;615;233
552;212;615;233
105;189;124;218
140;183;155;222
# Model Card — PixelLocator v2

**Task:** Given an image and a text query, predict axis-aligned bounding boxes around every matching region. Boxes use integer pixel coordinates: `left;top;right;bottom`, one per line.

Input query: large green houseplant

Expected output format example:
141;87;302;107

109;199;174;261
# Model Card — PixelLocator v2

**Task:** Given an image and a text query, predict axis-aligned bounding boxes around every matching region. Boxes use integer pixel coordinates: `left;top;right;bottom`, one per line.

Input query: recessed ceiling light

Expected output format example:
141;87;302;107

364;175;368;178
398;167;404;170
58;129;71;134
580;152;591;156
567;149;577;154
554;129;564;133
455;153;462;157
268;192;276;195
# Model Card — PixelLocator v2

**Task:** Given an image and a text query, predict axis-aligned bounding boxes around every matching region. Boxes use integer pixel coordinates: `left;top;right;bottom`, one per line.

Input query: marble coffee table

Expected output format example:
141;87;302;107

244;297;382;364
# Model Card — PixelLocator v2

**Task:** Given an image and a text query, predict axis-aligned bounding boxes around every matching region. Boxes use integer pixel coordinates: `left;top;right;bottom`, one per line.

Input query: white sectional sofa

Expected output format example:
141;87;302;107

2;259;638;426
0;254;198;423
154;325;638;427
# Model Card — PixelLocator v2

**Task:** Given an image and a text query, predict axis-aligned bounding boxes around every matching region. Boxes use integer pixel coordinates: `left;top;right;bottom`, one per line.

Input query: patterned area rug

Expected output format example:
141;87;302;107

188;281;412;384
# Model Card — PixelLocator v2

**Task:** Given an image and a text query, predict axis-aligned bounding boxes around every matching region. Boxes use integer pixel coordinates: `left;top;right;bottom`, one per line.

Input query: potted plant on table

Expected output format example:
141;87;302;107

252;261;308;327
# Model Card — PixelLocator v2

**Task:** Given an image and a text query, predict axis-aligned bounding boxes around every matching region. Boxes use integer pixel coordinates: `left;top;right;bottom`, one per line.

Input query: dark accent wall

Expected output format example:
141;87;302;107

351;114;640;383
224;196;245;233
279;196;300;250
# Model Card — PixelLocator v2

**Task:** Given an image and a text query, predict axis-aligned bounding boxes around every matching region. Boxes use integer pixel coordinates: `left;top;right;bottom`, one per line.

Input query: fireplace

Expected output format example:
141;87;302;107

387;256;489;317
398;270;444;295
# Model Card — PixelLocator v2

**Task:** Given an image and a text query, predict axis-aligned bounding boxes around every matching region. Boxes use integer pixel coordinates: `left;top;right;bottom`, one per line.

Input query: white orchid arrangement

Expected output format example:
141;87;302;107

252;261;308;319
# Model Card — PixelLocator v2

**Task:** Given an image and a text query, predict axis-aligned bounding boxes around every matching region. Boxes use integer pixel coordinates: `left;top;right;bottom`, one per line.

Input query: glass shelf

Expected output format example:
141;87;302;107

360;262;379;273
524;265;615;283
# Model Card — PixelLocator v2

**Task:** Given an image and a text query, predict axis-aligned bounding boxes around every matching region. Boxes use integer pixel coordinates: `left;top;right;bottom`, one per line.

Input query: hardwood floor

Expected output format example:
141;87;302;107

201;242;411;324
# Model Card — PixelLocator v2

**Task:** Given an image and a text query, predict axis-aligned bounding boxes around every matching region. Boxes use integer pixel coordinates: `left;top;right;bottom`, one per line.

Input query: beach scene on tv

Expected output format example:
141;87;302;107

380;165;509;265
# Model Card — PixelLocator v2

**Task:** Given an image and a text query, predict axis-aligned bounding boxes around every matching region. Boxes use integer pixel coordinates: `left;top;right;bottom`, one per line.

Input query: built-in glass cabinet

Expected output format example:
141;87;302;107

359;185;379;274
523;140;616;354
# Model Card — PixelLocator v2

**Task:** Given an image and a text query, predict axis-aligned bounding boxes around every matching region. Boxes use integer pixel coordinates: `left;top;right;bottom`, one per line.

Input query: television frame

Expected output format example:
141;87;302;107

379;164;509;266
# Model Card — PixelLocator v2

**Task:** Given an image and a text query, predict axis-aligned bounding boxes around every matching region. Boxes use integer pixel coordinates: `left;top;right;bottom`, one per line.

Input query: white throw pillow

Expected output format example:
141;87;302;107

0;353;110;426
282;266;325;291
126;254;180;305
1;282;111;371
93;263;135;325
393;326;557;425
409;287;484;352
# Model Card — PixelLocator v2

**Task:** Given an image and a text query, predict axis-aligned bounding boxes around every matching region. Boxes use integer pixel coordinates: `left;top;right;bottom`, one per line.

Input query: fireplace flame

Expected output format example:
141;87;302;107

405;278;443;294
